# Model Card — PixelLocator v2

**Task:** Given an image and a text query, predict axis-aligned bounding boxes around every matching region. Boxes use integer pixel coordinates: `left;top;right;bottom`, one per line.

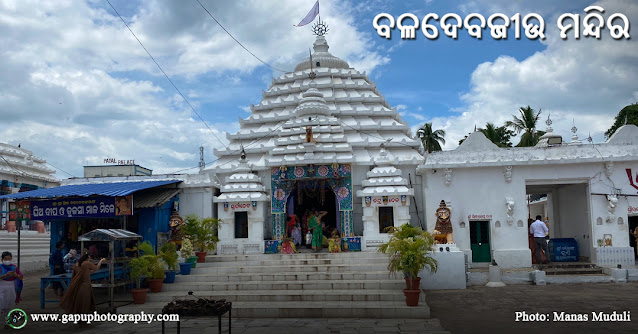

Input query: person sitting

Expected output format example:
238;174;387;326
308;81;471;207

63;249;79;273
328;228;341;253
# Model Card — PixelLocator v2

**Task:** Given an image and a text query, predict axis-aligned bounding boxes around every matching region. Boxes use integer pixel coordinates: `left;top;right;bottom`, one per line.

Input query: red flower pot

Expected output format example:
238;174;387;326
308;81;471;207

148;279;163;293
132;288;147;304
404;277;421;290
403;289;421;307
195;251;207;263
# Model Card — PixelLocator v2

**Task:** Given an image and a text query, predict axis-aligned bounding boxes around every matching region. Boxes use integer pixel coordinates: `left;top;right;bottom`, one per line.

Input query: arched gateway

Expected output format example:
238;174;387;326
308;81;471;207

212;35;424;254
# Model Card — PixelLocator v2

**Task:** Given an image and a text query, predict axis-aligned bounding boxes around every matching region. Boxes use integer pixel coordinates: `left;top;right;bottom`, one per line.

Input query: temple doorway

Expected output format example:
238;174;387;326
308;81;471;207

287;180;338;241
629;216;638;260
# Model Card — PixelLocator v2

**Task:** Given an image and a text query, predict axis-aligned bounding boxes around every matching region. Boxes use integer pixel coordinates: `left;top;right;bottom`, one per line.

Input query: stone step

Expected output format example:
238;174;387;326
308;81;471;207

176;271;394;282
538;262;598;270
162;279;405;292
193;257;387;267
205;253;387;262
147;289;405;303
188;263;388;274
117;300;430;319
545;268;605;275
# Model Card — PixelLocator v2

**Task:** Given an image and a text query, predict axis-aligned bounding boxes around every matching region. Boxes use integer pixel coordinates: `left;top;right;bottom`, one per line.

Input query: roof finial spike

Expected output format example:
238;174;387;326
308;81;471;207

474;124;477;132
546;113;552;127
625;115;629;125
571;118;578;134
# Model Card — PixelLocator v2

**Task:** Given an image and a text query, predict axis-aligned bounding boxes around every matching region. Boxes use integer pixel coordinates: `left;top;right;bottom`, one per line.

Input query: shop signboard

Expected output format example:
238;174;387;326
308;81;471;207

29;195;133;220
8;201;31;220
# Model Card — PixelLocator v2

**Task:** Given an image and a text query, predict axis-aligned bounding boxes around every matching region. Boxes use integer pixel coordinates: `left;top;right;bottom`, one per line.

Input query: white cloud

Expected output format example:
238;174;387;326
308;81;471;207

0;0;384;178
436;0;638;149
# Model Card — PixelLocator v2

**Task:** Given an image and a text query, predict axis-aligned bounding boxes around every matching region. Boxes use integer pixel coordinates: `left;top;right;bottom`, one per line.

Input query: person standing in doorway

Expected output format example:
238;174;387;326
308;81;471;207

530;215;550;265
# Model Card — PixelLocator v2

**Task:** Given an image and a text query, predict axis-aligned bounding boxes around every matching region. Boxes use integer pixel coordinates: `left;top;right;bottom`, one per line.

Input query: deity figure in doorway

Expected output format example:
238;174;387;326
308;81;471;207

433;200;454;244
167;210;185;249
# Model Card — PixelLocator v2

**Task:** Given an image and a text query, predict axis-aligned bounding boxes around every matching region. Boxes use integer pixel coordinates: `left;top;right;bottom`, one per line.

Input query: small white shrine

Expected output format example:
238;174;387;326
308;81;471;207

357;143;414;250
213;151;269;254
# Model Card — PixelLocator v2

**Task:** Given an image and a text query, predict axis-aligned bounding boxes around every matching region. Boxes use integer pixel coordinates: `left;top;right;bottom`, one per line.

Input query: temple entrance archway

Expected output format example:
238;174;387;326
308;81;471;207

287;180;338;236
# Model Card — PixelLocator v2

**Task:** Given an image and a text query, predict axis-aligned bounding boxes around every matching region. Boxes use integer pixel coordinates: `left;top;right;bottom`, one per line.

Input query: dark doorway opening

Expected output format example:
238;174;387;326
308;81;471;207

470;220;491;263
289;180;337;239
379;207;394;233
235;211;248;239
629;216;638;260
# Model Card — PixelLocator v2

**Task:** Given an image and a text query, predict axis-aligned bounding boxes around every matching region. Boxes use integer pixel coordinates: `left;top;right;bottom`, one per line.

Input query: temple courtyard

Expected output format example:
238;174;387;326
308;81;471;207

13;269;637;334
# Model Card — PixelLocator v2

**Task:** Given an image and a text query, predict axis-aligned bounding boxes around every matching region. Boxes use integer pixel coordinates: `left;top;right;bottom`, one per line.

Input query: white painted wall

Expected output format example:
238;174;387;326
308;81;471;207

179;187;214;219
421;161;638;268
217;202;266;254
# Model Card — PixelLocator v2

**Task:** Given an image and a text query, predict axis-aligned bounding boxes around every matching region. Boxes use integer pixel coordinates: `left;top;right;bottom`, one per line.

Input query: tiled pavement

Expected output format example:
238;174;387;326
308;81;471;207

47;318;451;334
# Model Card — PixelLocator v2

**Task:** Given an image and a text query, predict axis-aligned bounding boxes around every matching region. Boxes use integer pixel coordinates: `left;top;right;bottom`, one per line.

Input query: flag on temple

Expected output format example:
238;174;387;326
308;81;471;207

294;1;319;27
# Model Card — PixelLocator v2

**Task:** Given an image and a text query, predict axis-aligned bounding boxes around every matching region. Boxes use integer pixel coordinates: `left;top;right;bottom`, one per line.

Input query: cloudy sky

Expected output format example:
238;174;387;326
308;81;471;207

0;0;636;179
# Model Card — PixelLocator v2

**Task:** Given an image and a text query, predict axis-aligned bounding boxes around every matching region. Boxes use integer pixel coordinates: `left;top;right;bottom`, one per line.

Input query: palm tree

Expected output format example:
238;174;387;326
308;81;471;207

505;106;544;147
480;123;515;148
417;122;446;153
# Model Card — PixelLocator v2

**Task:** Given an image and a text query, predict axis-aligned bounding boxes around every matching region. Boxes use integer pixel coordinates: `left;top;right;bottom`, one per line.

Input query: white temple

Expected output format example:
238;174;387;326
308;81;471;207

210;34;424;254
207;33;638;270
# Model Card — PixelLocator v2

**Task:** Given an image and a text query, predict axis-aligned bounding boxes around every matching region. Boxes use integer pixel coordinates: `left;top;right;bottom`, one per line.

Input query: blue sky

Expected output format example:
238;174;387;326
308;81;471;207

0;0;636;178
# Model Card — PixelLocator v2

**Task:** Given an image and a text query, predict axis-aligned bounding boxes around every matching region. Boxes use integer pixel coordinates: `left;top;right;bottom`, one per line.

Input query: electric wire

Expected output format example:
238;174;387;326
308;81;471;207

105;0;230;153
194;0;290;73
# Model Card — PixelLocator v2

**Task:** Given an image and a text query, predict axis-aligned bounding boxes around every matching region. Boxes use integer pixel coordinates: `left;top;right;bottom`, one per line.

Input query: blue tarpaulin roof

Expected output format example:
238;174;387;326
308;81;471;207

0;180;181;200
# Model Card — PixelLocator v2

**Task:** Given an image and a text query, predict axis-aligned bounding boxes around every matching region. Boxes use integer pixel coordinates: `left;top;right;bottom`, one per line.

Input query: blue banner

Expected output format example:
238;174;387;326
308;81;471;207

30;195;132;220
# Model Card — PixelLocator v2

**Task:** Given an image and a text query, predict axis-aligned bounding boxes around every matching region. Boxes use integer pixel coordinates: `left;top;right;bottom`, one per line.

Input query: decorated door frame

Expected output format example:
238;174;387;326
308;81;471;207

270;164;353;240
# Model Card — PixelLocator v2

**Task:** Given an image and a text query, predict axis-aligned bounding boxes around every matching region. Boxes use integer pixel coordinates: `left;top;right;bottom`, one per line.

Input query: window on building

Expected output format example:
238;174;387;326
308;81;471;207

379;207;394;233
234;211;248;239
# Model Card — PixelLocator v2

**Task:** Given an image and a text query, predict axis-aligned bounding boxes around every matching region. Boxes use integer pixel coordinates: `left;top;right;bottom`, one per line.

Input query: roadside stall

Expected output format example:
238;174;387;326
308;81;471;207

40;228;142;311
79;228;142;311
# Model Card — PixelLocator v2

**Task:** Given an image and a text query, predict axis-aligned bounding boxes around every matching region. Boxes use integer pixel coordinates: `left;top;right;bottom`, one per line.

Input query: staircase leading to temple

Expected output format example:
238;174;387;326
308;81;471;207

0;231;51;273
117;251;430;318
539;262;604;275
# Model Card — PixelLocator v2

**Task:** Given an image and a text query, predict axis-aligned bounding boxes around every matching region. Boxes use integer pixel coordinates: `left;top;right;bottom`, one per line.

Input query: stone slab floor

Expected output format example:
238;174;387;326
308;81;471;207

11;269;638;334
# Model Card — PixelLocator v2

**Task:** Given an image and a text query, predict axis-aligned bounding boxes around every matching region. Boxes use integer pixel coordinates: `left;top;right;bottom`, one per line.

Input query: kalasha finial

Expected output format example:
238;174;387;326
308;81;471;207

312;17;329;36
571;119;577;134
546;113;552;127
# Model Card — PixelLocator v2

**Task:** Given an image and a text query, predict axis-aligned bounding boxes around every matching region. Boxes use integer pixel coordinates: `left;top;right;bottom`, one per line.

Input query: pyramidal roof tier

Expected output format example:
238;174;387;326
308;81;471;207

356;145;414;197
211;35;424;173
214;155;268;202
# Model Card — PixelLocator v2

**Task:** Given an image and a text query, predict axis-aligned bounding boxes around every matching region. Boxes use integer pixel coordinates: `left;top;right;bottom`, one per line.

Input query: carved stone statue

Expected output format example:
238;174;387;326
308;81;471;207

443;168;452;185
305;125;316;143
433;200;453;244
506;197;515;224
606;194;618;223
168;210;185;249
503;166;512;183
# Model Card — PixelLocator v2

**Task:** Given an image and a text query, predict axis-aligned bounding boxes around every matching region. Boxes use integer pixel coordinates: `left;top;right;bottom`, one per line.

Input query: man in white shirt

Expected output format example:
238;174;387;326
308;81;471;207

530;215;550;264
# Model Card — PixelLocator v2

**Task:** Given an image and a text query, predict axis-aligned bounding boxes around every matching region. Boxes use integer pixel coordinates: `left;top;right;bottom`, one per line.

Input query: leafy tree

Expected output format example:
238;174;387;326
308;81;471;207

416;122;446;153
604;103;638;138
505;106;544;147
459;123;515;147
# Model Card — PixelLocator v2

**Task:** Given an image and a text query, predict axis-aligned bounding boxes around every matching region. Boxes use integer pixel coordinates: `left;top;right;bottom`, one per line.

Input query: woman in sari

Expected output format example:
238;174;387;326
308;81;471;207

1;252;23;329
308;211;328;252
60;253;105;318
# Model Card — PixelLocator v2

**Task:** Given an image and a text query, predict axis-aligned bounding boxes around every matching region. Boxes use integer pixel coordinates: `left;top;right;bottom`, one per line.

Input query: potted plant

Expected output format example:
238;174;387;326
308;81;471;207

129;256;151;304
180;238;197;269
138;241;167;293
379;223;438;307
160;242;178;283
183;215;220;263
